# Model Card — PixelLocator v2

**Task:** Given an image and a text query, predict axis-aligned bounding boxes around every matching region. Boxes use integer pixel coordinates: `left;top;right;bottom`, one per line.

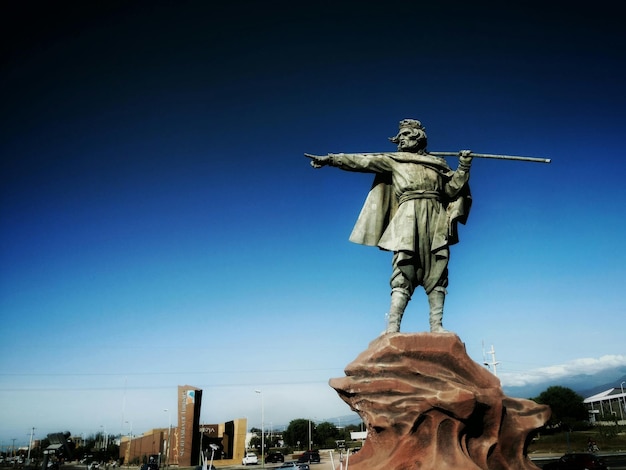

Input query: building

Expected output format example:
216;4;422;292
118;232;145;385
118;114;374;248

119;385;247;467
119;429;168;466
583;387;626;424
119;420;247;468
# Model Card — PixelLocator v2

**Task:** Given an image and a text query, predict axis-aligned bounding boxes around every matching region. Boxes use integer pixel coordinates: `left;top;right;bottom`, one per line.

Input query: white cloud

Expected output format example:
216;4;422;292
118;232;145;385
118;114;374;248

499;355;626;388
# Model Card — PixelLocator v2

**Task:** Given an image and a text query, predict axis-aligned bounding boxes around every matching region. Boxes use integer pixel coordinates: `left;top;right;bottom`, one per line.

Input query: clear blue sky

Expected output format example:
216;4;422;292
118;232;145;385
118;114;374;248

2;1;625;448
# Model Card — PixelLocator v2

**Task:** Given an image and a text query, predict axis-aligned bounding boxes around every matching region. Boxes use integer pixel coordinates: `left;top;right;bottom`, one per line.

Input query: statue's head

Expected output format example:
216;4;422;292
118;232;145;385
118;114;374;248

389;119;428;152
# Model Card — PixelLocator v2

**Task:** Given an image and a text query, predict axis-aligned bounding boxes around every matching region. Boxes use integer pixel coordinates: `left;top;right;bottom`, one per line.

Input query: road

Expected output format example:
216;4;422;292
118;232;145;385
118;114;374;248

60;453;626;470
202;452;626;470
532;453;626;469
214;453;626;470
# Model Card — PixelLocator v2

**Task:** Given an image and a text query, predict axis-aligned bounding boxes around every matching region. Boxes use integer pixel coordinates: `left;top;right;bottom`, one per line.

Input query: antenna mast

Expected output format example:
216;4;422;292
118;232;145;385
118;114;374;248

482;342;500;377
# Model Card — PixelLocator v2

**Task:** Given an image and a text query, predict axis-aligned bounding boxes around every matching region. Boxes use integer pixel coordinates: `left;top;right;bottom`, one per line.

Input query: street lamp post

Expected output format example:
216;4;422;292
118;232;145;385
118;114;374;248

27;427;35;464
100;425;107;452
164;409;171;467
619;382;626;421
306;417;316;461
125;421;133;468
255;390;265;468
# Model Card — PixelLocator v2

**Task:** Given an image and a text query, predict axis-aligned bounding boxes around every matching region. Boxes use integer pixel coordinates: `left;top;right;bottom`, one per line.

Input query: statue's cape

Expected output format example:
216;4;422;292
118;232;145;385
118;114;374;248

348;154;471;249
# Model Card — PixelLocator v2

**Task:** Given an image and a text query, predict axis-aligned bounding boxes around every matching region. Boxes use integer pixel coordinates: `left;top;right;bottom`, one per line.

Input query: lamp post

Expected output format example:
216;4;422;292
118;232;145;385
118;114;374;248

125;421;133;468
100;425;107;452
27;427;35;464
619;382;626;421
254;390;264;468
164;409;171;467
306;416;317;460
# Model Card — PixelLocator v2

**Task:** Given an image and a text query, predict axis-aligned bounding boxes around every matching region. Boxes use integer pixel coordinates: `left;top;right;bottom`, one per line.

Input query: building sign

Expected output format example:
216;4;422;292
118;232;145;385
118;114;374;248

199;425;219;438
176;385;203;467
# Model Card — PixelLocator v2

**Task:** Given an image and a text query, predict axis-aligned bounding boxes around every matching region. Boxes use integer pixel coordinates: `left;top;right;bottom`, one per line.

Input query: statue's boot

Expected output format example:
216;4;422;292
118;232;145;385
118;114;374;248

385;290;410;334
428;287;449;333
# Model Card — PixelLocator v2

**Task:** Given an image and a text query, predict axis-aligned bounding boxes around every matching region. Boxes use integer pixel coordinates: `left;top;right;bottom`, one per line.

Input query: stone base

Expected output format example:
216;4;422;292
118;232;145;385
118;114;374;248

329;333;550;470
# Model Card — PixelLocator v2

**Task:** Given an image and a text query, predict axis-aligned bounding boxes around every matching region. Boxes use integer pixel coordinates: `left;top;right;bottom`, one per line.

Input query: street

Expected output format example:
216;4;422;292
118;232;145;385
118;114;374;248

57;453;626;470
532;453;626;469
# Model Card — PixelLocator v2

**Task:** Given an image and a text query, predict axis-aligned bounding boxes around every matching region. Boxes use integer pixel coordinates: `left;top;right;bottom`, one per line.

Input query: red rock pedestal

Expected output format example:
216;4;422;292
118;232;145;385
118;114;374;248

329;333;550;470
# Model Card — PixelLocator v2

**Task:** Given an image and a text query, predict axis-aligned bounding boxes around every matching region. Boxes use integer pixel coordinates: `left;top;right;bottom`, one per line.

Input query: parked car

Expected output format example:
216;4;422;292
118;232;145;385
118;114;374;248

278;462;310;470
265;451;285;463
242;452;259;465
542;453;608;470
297;450;320;464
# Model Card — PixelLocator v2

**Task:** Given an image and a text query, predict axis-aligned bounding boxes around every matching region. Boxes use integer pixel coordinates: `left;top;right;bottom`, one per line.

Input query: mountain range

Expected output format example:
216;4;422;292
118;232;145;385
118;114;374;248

503;368;626;399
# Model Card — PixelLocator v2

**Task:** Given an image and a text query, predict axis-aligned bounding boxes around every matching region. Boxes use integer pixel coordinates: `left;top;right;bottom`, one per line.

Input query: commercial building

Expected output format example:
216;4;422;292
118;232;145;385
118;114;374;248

119;385;247;467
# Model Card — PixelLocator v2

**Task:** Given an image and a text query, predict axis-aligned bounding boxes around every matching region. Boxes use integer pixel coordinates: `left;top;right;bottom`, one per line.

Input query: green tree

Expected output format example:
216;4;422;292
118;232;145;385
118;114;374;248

315;422;339;448
533;385;588;429
248;436;261;450
283;419;311;449
341;424;362;441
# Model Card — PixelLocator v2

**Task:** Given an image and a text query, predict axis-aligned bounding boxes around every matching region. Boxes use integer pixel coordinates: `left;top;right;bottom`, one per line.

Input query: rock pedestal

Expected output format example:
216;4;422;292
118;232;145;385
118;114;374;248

329;333;550;470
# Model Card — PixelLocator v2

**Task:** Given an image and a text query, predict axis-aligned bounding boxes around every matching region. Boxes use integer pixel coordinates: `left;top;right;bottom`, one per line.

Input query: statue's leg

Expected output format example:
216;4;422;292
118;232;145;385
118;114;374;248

427;286;449;333
386;251;415;333
385;288;410;333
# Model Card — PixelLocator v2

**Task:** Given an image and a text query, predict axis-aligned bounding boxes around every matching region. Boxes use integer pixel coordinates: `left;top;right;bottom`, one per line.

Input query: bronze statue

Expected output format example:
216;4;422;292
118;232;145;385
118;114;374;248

306;119;472;334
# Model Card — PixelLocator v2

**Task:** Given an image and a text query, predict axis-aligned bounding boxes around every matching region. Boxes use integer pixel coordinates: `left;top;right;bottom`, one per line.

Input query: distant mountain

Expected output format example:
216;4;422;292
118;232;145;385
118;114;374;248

502;367;626;399
578;373;626;398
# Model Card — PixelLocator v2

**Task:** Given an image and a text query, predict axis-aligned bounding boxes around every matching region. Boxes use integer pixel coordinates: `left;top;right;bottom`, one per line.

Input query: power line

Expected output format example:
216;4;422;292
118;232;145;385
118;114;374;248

0;367;342;377
0;379;332;392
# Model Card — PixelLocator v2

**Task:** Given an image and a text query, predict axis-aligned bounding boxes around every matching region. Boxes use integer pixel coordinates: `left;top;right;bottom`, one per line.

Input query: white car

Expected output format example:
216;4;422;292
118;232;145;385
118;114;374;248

242;452;258;465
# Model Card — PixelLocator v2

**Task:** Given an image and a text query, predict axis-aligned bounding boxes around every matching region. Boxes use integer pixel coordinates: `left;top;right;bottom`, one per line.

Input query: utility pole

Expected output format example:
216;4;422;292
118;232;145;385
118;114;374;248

27;428;35;464
254;390;264;469
164;409;171;468
618;382;626;421
483;343;499;377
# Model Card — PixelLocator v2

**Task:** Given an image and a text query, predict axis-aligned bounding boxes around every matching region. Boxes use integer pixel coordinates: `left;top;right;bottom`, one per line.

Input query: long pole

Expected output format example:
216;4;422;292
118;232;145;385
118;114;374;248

125;421;132;467
27;428;35;463
164;409;171;468
255;390;264;468
101;425;107;451
619;382;626;421
305;151;551;166
430;151;551;163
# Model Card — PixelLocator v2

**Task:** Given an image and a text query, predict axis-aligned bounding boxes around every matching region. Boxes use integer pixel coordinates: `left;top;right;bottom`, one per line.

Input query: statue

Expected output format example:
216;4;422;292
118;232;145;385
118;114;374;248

306;119;550;334
306;119;472;334
308;120;552;469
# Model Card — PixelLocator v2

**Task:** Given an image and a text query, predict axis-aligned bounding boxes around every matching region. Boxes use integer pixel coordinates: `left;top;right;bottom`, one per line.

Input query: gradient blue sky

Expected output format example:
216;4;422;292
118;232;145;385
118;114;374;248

2;1;625;447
